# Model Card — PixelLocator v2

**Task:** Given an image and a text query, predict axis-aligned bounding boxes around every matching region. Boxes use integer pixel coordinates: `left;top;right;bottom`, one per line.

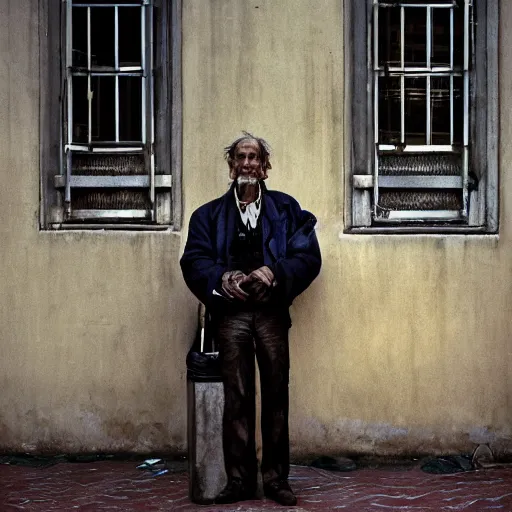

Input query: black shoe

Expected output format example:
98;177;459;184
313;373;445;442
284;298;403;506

214;478;255;504
264;480;297;506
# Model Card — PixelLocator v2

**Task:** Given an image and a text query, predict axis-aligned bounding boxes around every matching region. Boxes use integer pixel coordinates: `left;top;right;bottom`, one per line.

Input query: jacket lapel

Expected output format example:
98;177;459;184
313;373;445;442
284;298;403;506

217;183;287;266
214;185;237;265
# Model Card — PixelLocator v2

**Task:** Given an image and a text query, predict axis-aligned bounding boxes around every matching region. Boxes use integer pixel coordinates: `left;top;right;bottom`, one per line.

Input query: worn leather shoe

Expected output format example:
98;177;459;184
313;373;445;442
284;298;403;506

214;478;255;504
264;479;297;506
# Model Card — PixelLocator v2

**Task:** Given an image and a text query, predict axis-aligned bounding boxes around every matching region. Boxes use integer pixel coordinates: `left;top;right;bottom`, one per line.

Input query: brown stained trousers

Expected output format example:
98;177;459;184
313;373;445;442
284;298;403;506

215;309;290;488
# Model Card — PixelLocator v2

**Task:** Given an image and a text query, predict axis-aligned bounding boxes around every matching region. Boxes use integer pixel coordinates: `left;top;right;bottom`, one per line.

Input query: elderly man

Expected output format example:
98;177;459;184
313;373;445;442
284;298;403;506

180;133;321;506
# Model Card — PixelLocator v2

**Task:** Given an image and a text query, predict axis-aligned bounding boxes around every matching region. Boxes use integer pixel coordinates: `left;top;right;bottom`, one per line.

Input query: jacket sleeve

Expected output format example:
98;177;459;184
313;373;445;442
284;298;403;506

180;207;227;306
271;205;322;304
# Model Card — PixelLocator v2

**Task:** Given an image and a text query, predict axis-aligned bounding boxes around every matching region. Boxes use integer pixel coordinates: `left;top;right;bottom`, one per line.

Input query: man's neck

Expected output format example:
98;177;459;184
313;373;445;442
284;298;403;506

235;181;260;204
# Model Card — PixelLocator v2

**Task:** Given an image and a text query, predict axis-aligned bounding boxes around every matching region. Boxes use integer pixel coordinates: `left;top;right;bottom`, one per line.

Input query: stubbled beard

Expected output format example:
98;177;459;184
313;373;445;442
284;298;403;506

236;176;259;186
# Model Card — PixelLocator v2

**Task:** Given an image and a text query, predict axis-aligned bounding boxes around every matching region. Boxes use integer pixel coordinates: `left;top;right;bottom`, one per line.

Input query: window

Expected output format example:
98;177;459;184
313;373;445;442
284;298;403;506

345;0;498;233
40;0;182;229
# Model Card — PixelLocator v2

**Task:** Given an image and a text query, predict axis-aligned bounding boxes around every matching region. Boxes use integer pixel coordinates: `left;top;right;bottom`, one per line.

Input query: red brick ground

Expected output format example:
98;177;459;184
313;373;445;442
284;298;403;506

1;460;512;511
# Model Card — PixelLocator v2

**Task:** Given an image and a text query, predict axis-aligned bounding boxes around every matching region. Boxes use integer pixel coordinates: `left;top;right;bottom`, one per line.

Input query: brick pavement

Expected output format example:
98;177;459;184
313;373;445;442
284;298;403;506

1;460;512;511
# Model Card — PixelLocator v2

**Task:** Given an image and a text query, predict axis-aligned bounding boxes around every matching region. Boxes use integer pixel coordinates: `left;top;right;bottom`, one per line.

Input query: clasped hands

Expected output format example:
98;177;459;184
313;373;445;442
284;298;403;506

221;266;275;302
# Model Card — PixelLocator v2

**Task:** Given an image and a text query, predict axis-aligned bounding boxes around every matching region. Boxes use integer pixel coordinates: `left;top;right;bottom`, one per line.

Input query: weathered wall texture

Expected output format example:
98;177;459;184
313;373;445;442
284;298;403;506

0;0;195;454
0;0;510;458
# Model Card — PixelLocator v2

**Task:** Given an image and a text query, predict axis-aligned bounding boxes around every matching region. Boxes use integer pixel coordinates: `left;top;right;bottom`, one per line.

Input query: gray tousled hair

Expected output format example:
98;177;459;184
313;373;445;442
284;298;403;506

224;131;272;171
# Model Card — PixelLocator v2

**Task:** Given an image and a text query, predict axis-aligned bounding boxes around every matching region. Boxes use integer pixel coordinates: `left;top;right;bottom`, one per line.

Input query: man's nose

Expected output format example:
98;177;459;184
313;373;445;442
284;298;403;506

243;157;251;167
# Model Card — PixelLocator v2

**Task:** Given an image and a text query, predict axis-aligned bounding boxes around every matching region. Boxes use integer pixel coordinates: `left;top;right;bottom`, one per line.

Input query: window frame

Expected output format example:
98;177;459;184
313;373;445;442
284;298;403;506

344;0;498;234
39;0;182;231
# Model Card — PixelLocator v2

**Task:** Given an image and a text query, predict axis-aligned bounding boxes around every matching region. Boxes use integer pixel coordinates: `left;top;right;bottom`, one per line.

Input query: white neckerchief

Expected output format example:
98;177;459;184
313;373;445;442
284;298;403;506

234;184;262;230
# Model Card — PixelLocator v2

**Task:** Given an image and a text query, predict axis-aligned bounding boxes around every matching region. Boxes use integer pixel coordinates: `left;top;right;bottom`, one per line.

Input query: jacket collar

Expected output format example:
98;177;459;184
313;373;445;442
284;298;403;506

214;181;287;264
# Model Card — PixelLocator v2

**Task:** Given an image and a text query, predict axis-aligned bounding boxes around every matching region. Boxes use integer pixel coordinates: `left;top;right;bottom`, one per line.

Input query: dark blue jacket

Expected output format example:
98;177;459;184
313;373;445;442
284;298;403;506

180;183;321;311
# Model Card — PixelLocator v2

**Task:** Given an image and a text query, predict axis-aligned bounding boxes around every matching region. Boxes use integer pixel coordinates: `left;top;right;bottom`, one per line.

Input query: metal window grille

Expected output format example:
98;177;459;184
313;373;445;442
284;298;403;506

372;0;471;223
57;0;170;224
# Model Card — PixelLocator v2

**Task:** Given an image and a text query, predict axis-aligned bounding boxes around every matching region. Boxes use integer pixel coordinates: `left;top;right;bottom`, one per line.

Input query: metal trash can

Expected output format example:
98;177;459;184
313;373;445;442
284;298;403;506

187;305;226;504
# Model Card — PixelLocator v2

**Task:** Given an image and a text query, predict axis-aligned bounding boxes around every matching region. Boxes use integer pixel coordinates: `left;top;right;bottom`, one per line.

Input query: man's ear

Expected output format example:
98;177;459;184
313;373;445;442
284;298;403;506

261;161;271;179
229;164;237;180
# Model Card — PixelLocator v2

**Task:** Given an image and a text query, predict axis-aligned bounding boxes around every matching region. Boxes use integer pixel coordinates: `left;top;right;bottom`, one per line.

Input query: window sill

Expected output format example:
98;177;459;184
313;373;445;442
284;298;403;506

39;224;180;234
340;228;499;240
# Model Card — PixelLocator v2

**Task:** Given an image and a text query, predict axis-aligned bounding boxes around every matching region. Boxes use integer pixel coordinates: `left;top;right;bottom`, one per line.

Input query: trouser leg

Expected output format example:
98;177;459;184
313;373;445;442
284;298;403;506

216;312;258;487
253;311;290;484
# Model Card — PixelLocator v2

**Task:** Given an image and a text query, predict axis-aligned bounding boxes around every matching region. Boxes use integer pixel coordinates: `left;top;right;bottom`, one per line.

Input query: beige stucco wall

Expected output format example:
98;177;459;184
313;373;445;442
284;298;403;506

0;0;195;453
0;0;510;457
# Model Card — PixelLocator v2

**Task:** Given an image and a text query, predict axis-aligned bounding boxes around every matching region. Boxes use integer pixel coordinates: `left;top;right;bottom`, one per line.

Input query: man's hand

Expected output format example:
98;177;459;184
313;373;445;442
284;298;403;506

247;266;275;287
221;270;250;301
241;266;276;302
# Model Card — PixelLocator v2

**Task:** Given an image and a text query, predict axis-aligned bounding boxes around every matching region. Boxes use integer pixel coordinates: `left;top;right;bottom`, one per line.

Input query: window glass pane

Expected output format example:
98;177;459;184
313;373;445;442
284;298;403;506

431;77;450;145
72;7;88;67
91;7;115;68
72;76;88;143
380;1;458;4
431;8;451;67
119;7;141;66
91;76;115;141
405;77;426;145
453;6;464;69
378;7;401;68
119;77;142;141
404;7;426;67
378;76;401;144
453;77;463;145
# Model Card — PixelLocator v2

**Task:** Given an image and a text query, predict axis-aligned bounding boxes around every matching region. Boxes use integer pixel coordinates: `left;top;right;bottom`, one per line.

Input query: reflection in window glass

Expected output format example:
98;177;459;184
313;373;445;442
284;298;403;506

119;77;142;141
91;7;115;68
431;77;450;145
72;76;88;143
91;76;116;141
453;7;464;69
378;7;401;68
378;77;401;144
72;7;87;67
404;8;426;67
405;77;426;145
432;8;451;67
452;77;463;145
119;8;142;66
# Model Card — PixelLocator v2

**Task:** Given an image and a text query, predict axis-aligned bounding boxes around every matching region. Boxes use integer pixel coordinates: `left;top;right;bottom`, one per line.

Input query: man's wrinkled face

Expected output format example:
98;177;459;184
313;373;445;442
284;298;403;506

229;139;267;182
